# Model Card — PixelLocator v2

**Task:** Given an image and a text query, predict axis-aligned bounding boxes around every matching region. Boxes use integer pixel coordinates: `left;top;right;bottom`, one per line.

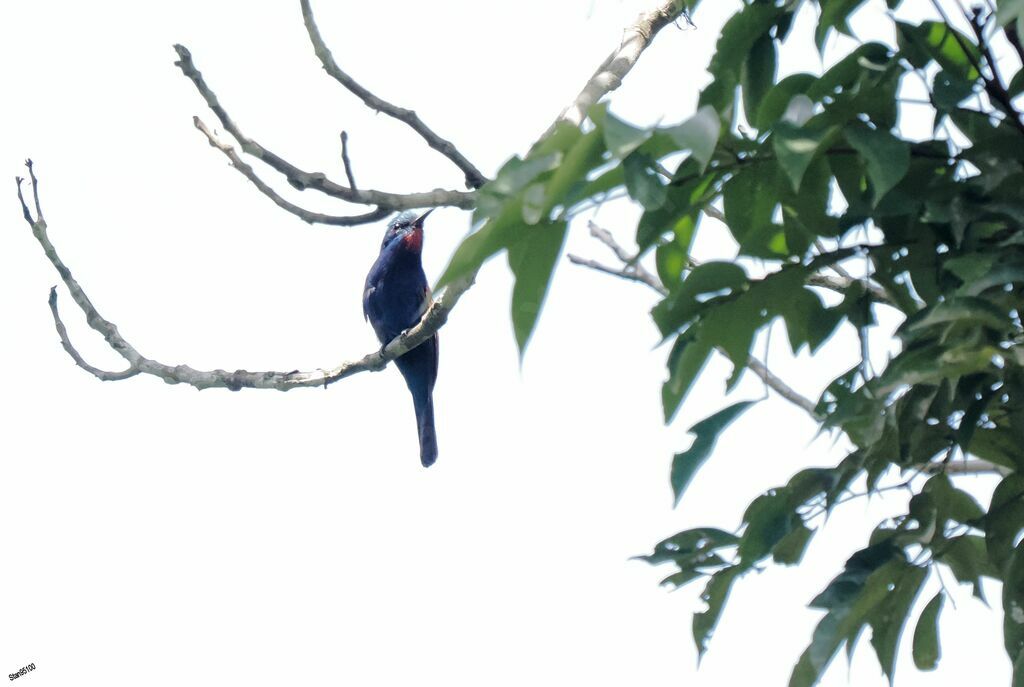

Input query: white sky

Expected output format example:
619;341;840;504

0;1;1012;685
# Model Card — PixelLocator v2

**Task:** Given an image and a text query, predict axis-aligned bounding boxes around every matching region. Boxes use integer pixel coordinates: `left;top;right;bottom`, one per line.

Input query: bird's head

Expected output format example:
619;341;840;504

381;209;433;252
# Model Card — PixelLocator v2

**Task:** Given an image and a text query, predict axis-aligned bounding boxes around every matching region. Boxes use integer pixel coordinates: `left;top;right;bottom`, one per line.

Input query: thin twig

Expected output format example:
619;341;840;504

25;158;43;222
929;0;1024;134
567;253;667;294
48;288;139;382
193;117;388;226
173;44;475;212
299;0;486;190
568;222;821;417
702;204;726;223
744;356;818;415
340;131;357;191
588;220;634;263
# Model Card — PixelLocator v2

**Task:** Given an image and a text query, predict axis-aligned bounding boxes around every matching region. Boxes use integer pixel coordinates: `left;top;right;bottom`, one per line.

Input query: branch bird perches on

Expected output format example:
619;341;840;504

20;0;689;391
19;0;1004;479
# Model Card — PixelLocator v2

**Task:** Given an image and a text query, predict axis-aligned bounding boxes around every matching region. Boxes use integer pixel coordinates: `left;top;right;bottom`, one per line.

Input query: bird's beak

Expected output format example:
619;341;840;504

413;208;434;227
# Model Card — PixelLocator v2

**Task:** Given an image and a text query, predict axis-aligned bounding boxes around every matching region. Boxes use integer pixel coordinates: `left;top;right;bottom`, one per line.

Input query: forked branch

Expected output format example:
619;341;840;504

18;161;471;391
299;0;487;190
24;0;689;393
173;44;475;215
193;116;389;226
567;221;820;416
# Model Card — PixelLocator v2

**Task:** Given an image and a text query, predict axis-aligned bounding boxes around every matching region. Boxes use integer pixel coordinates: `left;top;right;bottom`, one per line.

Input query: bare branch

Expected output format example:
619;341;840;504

18;163;470;391
702;204;725;223
25;158;43;222
568;219;1009;475
340;130;357;191
25;2;683;392
173;44;475;212
567;253;668;294
193;117;388;226
930;0;1024;134
589;221;673;293
551;0;687;133
48;288;139;382
744;356;818;416
568;222;821;418
588;220;635;263
923;459;1010;476
806;273;894;306
299;0;486;190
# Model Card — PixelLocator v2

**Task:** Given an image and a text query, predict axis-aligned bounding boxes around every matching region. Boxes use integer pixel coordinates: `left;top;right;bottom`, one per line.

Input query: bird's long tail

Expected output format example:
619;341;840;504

395;338;439;467
415;395;438;468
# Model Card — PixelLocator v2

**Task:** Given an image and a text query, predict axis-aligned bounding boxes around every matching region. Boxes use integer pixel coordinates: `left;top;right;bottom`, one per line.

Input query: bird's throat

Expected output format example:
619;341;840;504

401;226;424;253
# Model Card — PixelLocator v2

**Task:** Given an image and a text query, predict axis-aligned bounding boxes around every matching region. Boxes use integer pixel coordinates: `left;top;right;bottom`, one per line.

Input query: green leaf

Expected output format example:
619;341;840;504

636;158;717;252
739;490;795;563
897;21;981;81
660;570;702;589
912;592;944;671
520;183;545;225
544;126;606;217
652;261;748;335
869;564;927;685
656;240;689;288
923;473;985;524
623;153;668;210
997;0;1024;26
969;427;1024;470
699;4;785;114
603;110;651;159
905;296;1010;334
640;527;740;565
1004;540;1024;681
807;42;891;101
664;106;721;172
436;204;523;288
843;124;911;202
662;332;714;422
987;475;1024;575
816;0;869;49
488;153;561;197
756;73;816;130
671;401;755;505
693;566;742;658
932;69;975;110
792;557;906;687
507;221;568;357
773;121;833;191
773;523;814;565
1010;69;1024;99
699;294;767;385
939;535;993;600
741;33;777;125
722;162;781;254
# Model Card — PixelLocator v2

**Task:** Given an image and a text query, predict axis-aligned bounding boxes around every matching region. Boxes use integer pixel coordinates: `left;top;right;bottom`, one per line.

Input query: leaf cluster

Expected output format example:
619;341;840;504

438;0;1024;682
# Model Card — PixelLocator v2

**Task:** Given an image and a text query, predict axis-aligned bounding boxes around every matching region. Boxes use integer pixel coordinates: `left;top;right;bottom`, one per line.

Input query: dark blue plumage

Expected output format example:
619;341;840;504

363;210;439;467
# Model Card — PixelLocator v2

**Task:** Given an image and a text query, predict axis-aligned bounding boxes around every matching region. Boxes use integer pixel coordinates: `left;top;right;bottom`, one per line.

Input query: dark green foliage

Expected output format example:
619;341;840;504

671;400;755;504
438;0;1024;682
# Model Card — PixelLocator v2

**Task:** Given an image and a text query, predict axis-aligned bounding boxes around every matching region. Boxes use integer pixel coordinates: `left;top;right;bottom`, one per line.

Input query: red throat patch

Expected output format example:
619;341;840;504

402;226;424;252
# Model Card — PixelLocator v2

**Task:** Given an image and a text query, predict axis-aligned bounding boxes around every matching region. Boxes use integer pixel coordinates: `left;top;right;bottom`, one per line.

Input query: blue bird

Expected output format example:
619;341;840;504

363;210;439;467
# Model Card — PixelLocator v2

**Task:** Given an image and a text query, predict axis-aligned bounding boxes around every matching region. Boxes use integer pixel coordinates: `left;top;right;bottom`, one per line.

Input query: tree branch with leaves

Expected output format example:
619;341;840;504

16;0;1024;685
